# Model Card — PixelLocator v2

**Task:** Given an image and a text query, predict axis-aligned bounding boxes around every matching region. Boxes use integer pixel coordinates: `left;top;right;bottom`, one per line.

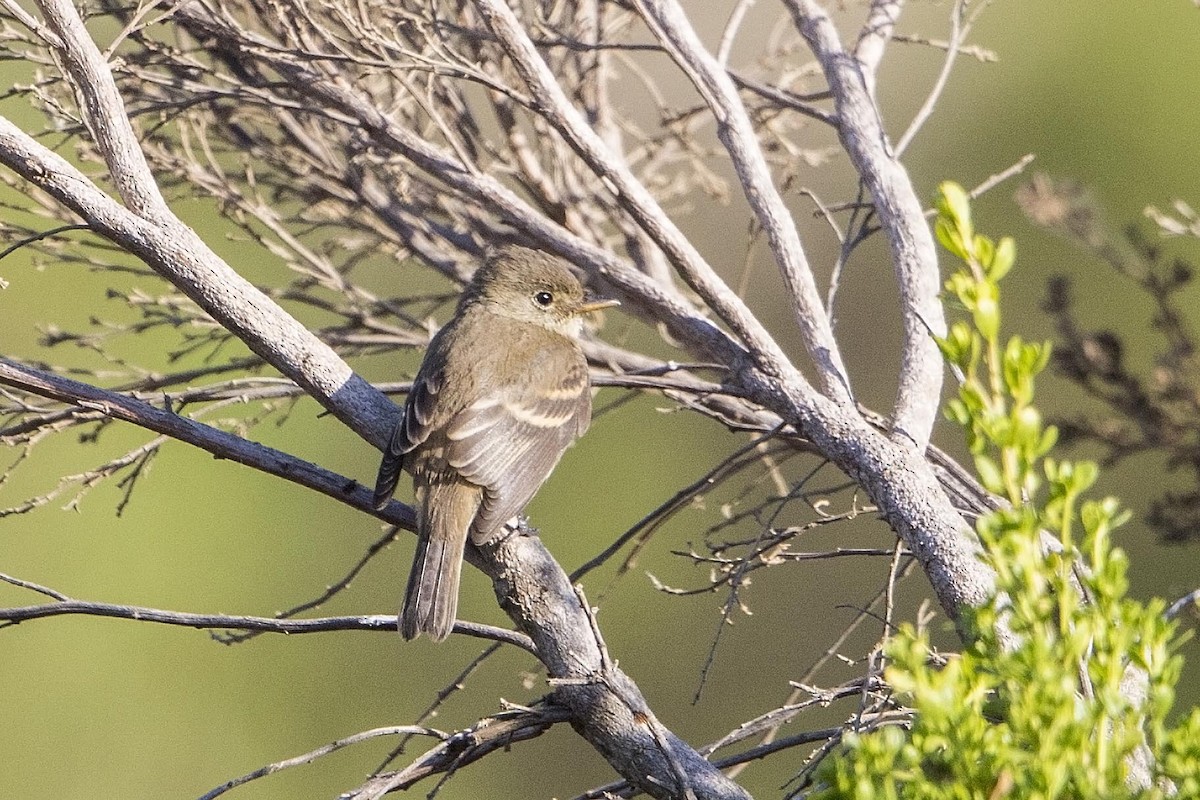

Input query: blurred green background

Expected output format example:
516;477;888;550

2;2;1199;798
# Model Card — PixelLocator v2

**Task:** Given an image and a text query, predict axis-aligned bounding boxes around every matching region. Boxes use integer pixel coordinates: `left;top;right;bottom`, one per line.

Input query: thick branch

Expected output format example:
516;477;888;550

481;532;752;800
471;0;816;397
789;0;947;451
633;0;853;405
0;114;394;447
853;0;904;96
37;0;169;218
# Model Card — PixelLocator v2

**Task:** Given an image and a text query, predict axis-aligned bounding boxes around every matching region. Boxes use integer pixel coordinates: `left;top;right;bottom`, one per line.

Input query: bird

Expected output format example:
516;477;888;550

373;244;618;641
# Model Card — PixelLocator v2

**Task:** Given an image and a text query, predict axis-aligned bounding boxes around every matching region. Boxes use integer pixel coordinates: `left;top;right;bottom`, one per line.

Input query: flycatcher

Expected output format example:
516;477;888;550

373;244;618;641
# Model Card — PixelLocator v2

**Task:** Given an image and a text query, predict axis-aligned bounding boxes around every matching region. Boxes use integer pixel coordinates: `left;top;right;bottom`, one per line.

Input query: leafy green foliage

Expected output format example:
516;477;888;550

811;183;1200;799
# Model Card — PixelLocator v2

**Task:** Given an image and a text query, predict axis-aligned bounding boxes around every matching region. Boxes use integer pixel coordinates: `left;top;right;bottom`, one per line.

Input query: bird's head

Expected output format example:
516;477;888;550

470;244;618;336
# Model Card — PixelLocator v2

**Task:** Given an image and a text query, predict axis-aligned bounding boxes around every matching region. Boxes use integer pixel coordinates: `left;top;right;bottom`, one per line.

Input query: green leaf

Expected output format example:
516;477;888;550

1013;405;1043;451
972;281;1000;341
1003;336;1034;402
1072;460;1100;493
973;454;1005;494
937;180;973;235
974;233;994;268
936;217;968;262
945;397;970;426
1034;340;1054;373
990;236;1016;281
1036;425;1059;457
934;321;977;370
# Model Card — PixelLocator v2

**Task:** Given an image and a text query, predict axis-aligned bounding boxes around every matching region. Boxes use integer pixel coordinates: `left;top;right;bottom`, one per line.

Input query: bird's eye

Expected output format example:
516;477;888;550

534;291;554;307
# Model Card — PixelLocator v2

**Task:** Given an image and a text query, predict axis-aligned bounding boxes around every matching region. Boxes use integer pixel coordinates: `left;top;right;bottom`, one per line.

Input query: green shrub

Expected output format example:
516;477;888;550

812;183;1200;800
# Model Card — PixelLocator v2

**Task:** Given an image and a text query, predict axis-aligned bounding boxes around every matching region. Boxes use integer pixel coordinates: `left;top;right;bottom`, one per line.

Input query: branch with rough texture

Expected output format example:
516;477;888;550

632;0;853;405
788;0;947;452
37;0;168;218
480;540;751;800
0;356;413;525
0;595;534;651
471;0;818;395
0;113;393;446
340;705;574;800
853;0;904;97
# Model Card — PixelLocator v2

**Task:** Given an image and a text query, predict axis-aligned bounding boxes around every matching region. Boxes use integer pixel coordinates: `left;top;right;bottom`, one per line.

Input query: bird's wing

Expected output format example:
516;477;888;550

372;355;448;509
443;349;591;542
399;364;446;454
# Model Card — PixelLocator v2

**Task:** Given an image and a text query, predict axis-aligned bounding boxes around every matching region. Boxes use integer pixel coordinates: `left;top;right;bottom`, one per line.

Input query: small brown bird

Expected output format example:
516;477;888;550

373;244;617;641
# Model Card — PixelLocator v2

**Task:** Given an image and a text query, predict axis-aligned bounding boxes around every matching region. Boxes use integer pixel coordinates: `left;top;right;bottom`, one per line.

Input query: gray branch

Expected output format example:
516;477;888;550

0;594;534;651
788;0;948;451
633;0;853;405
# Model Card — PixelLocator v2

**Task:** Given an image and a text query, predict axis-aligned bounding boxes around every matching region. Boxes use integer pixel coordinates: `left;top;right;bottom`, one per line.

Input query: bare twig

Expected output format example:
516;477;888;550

0;356;416;529
788;0;947;451
634;0;854;405
0;595;535;651
1166;588;1200;621
0;571;70;601
344;703;575;799
376;641;505;774
213;526;400;645
198;726;447;800
894;0;993;157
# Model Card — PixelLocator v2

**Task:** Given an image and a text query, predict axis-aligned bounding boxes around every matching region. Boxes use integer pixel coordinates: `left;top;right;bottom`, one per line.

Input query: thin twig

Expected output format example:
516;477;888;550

0;356;417;530
0;570;70;601
570;426;786;582
345;703;574;800
0;596;536;650
197;726;446;800
376;642;505;773
0;222;91;261
1166;588;1200;621
214;526;400;644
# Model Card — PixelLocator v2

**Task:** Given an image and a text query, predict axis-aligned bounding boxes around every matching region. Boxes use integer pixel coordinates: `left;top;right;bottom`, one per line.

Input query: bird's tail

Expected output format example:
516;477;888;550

400;479;481;641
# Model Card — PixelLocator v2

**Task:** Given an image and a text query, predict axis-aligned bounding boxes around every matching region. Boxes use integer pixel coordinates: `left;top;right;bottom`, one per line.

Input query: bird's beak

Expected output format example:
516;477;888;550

575;298;621;315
